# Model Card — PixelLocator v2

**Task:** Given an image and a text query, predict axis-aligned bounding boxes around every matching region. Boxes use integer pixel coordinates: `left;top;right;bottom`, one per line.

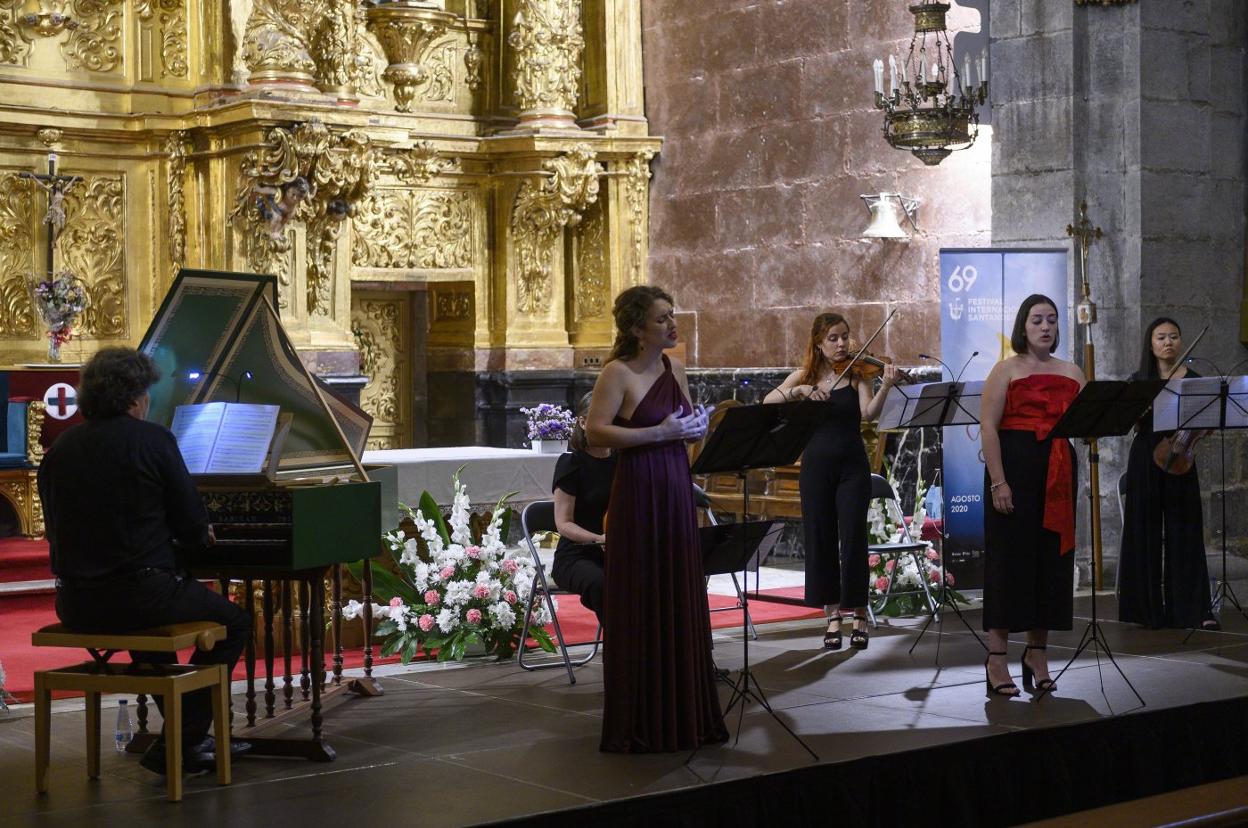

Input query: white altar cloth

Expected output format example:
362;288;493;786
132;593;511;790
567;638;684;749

362;446;561;509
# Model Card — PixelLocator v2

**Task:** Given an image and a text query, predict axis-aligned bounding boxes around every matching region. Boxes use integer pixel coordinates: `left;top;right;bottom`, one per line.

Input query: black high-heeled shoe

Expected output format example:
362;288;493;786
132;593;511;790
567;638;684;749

984;651;1020;698
849;615;869;650
1021;644;1057;693
823;616;842;650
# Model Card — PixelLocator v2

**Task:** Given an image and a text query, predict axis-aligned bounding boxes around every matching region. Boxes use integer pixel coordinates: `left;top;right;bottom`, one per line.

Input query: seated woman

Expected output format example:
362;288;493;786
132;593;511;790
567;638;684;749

550;392;616;625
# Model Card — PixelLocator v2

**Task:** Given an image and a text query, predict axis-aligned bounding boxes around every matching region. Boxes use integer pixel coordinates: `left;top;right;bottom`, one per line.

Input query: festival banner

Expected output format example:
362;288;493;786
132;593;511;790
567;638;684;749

938;249;1068;588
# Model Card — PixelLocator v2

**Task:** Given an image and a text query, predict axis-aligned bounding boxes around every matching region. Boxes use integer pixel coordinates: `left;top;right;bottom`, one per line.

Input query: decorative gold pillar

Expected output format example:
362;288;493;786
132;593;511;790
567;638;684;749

508;0;584;131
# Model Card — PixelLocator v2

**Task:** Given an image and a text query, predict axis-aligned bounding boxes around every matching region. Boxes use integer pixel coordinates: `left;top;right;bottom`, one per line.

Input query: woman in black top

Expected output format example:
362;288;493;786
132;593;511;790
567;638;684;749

551;392;617;625
1117;317;1217;630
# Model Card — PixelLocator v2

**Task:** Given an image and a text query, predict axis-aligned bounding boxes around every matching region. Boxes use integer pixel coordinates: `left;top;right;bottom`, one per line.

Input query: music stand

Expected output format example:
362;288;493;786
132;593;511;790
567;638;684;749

1154;375;1248;631
879;381;987;658
687;401;822;763
1044;378;1167;707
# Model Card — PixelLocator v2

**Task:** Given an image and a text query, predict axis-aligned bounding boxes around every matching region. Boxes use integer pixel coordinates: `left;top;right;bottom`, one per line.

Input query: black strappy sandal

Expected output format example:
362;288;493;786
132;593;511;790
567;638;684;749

849;615;869;650
985;651;1021;698
823;616;842;650
1021;644;1057;693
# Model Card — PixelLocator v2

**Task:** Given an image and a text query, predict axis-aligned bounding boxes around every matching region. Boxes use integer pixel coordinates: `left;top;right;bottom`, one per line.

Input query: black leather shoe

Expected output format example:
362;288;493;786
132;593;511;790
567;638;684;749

138;740;217;776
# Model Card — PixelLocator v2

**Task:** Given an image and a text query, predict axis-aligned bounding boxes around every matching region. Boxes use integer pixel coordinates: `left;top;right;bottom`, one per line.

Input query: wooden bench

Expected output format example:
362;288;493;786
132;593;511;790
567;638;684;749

31;621;233;802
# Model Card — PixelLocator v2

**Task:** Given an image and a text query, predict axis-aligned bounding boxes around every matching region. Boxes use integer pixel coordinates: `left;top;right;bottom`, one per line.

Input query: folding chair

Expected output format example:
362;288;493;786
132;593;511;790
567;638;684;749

868;474;938;623
516;500;601;685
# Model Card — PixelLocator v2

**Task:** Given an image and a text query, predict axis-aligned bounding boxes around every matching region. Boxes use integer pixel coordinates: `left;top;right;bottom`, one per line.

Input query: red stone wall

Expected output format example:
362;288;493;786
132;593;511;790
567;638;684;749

641;0;991;368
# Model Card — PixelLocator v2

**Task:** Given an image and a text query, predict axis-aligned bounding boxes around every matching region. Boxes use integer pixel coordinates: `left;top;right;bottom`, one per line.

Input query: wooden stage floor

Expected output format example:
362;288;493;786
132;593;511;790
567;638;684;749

4;590;1248;826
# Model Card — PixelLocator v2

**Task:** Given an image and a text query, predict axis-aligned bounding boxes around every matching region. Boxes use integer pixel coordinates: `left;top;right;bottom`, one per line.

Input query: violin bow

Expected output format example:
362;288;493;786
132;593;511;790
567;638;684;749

1164;325;1207;381
827;308;896;391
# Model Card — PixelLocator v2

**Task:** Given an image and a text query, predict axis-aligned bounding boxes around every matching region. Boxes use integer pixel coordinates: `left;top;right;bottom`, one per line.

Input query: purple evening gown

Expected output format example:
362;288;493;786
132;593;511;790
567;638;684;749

600;354;728;753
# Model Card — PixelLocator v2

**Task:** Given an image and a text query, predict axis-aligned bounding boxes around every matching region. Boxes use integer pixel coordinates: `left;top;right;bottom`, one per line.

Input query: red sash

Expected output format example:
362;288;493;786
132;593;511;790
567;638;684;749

999;374;1080;556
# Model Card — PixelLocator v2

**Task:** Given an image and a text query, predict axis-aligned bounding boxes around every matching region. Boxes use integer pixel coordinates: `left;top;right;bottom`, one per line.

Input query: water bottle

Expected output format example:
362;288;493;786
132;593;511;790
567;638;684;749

114;699;134;752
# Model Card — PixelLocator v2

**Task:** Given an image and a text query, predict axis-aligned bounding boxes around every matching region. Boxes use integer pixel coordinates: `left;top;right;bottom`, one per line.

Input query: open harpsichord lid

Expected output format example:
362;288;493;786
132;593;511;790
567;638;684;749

138;269;372;474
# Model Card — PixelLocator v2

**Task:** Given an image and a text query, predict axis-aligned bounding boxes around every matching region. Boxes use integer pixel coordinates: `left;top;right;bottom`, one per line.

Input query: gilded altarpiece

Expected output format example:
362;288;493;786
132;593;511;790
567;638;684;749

0;0;659;447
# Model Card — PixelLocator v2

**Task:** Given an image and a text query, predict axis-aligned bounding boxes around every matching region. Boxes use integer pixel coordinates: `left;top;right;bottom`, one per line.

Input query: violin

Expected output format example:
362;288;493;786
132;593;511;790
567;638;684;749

1152;428;1209;475
831;347;917;384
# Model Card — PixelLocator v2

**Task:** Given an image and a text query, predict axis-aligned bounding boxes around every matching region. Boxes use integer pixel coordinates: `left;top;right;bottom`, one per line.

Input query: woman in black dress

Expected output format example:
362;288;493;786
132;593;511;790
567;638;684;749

980;295;1085;697
764;313;898;651
551;392;616;625
1117;317;1216;630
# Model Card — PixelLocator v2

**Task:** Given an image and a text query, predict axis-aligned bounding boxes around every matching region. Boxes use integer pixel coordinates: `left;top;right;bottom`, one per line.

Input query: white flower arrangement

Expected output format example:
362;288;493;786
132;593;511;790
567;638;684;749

344;472;556;664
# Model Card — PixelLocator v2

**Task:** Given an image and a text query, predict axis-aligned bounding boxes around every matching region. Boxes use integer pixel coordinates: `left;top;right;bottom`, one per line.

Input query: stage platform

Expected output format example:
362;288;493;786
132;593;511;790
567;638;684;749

3;592;1248;827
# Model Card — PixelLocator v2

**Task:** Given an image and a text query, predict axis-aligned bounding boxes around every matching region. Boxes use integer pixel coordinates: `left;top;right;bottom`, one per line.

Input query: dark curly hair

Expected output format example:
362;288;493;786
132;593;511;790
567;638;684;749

607;285;675;364
78;347;161;420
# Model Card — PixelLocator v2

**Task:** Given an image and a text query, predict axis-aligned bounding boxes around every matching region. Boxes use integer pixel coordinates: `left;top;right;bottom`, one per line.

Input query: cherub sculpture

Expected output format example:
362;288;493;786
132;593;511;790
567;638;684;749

253;175;311;240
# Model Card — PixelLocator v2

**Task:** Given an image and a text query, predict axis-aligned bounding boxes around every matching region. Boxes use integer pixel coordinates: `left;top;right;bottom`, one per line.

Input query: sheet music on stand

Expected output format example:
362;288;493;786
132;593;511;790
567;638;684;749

879;381;983;431
1153;376;1248;431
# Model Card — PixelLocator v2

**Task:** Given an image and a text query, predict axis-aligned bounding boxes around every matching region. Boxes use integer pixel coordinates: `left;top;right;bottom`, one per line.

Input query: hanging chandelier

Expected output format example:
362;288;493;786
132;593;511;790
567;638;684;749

873;2;987;166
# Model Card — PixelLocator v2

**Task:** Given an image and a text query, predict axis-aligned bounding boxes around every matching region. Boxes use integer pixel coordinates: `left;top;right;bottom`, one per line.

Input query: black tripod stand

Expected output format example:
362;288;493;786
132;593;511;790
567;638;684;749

880;379;988;658
1160;368;1248;638
687;400;822;763
1044;378;1166;706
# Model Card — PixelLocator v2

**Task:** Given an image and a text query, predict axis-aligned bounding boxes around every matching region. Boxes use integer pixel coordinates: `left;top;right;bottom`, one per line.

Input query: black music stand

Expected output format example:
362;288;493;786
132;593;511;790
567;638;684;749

687;401;822;763
1155;375;1248;632
1044;378;1166;706
880;381;987;659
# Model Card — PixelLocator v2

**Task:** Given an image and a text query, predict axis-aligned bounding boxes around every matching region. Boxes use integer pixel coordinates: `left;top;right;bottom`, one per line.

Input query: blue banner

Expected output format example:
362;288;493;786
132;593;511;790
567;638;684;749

939;249;1068;588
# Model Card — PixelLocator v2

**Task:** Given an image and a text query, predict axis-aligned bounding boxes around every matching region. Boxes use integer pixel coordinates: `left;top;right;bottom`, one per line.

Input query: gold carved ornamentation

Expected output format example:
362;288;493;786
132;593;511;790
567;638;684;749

312;0;357;97
351;293;408;451
365;3;457;113
61;0;123;74
573;196;606;319
37;128;63;147
166;130;190;278
26;401;45;464
234;121;379;315
0;0;34;65
433;288;471;322
242;0;317;85
137;0;187;77
16;0;76;39
388;140;460;184
57;175;127;337
0;471;43;537
353;189;472;270
508;0;584;127
463;32;482;92
350;4;388;99
0;172;39;337
511;143;601;314
623;150;653;283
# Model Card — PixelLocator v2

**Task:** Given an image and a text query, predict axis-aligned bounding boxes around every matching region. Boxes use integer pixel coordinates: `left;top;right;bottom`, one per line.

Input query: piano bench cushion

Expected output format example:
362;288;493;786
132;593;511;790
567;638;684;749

0;451;28;468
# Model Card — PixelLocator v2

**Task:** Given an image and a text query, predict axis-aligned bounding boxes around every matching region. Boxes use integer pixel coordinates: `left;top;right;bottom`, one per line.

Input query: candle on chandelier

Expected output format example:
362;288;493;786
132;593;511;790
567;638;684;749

889;55;897;93
978;48;987;86
873;58;884;97
918;54;926;84
963;53;972;89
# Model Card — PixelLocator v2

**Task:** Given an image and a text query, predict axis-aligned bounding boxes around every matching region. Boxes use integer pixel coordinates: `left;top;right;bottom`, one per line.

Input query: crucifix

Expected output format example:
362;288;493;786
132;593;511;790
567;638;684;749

18;151;82;280
1066;201;1105;589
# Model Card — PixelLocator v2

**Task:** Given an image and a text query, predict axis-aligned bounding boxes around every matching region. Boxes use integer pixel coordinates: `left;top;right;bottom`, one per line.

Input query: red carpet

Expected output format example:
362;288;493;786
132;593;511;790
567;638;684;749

1;586;821;704
0;536;52;583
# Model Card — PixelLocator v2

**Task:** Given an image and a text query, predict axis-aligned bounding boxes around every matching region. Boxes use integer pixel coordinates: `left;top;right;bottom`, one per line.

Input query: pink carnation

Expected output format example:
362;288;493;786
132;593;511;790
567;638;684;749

424;590;440;606
389;596;404;608
472;584;491;600
418;614;435;632
875;576;890;591
502;559;519;574
439;566;455;580
929;569;941;582
868;554;881;567
945;571;956;586
465;545;482;559
466;608;482;624
926;549;940;561
884;559;896;573
504;590;517;604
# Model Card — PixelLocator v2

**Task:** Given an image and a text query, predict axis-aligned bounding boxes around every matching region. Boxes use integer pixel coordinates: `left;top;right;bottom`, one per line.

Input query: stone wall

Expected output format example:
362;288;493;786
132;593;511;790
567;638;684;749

640;0;991;370
991;0;1248;572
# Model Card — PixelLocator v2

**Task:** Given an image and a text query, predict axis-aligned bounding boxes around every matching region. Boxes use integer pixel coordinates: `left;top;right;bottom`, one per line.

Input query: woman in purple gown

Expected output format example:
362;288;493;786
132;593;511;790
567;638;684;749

586;285;728;753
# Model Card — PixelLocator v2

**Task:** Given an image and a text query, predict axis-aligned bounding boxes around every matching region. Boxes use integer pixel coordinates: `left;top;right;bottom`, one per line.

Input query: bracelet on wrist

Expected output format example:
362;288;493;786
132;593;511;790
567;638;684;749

990;480;1006;491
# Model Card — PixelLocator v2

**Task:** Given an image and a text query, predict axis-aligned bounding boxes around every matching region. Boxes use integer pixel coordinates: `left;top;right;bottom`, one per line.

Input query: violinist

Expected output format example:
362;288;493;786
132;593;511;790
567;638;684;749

764;312;899;651
1117;318;1217;631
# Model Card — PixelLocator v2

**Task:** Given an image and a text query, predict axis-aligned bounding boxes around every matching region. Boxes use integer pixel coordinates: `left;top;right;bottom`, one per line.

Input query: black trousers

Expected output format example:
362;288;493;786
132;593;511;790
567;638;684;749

55;569;250;751
551;544;605;625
